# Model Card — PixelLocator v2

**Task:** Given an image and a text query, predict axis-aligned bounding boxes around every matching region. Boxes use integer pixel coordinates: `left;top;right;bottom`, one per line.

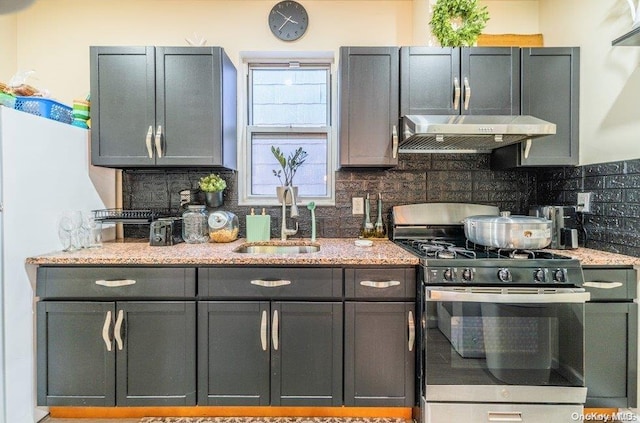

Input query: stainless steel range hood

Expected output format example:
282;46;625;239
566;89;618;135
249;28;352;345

399;115;556;154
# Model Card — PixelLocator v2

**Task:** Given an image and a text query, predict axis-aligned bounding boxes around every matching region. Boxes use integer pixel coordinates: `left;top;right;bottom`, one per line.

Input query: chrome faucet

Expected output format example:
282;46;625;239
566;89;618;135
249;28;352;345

280;185;299;241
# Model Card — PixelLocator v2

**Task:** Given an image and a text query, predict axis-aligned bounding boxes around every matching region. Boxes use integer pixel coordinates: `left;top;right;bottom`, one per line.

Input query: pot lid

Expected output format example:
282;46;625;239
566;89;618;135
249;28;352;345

464;212;551;224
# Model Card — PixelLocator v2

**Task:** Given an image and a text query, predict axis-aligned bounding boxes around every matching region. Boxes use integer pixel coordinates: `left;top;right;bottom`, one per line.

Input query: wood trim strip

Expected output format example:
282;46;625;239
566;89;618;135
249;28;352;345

49;406;413;419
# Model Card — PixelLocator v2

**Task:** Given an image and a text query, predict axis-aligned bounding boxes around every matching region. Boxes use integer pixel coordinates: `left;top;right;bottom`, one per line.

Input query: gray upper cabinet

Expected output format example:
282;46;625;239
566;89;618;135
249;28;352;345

339;47;400;167
400;47;520;116
491;47;580;168
90;46;237;169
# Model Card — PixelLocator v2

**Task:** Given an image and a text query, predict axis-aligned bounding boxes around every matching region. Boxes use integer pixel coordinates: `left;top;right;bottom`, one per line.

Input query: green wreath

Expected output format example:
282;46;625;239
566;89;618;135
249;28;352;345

430;0;490;47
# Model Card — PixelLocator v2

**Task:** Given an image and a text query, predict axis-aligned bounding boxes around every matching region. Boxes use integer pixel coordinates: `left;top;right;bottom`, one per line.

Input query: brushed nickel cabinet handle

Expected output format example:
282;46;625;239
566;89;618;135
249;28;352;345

95;279;136;288
360;280;401;289
272;310;279;351
251;279;291;288
145;125;154;158
114;309;124;351
453;77;461;110
584;281;624;289
408;310;415;352
392;125;398;159
524;139;532;159
260;310;268;351
463;77;471;110
102;311;112;352
155;125;163;158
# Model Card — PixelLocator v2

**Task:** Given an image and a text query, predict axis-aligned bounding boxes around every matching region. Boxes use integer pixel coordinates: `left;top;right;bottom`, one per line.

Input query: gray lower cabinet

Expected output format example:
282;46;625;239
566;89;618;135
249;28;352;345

582;267;638;408
36;266;197;406
198;267;343;406
491;47;580;168
90;46;237;169
343;267;416;407
339;46;400;167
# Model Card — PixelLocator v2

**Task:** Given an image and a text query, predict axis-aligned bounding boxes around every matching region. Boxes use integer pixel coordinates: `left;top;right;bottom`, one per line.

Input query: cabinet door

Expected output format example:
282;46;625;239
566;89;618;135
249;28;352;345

461;47;520;115
400;47;460;115
198;301;270;405
344;302;415;406
491;47;580;168
116;301;196;406
90;46;156;167
37;301;116;406
585;302;638;408
155;47;234;167
339;47;399;167
272;302;343;406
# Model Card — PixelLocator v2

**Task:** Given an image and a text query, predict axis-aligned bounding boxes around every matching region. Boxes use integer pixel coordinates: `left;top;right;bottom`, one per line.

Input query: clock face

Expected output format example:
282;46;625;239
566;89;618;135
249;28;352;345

269;1;309;41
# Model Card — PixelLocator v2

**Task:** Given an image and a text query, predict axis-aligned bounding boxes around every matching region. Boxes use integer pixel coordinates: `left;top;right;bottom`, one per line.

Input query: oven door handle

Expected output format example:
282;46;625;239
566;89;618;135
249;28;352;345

427;288;590;304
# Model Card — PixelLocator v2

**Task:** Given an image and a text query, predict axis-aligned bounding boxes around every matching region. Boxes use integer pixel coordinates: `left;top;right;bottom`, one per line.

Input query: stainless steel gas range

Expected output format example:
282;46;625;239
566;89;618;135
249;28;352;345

391;203;590;423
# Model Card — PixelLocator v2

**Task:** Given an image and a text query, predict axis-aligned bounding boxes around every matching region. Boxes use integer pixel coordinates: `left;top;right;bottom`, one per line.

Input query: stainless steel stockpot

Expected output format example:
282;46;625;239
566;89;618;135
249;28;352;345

462;211;552;249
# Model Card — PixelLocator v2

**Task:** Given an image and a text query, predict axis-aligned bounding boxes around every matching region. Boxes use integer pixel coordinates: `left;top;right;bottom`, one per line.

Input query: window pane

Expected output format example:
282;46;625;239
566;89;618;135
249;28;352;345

251;68;327;126
251;134;328;197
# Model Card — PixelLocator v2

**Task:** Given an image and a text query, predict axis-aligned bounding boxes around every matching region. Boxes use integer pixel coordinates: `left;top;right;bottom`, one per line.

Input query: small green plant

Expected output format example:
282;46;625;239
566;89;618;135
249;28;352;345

430;0;489;47
271;146;308;186
198;173;227;192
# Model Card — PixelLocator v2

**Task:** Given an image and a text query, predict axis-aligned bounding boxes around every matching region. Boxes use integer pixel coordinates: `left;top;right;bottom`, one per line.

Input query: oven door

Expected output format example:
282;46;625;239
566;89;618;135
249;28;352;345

424;286;589;404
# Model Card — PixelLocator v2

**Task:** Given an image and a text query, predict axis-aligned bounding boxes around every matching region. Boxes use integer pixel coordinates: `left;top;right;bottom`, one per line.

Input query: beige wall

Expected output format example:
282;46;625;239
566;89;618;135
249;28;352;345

0;13;17;82
9;0;638;165
540;0;640;164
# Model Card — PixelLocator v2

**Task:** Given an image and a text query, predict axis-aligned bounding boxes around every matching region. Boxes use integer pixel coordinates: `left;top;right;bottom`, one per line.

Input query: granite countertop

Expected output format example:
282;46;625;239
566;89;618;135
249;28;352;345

546;247;640;267
25;238;420;266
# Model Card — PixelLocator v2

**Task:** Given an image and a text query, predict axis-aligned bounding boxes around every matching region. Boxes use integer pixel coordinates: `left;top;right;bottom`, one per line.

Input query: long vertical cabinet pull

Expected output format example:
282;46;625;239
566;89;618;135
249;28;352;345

453;77;461;110
408;310;415;351
463;77;471;110
391;125;398;159
101;311;113;351
260;310;268;351
272;310;279;351
155;125;163;158
114;309;124;351
145;125;154;158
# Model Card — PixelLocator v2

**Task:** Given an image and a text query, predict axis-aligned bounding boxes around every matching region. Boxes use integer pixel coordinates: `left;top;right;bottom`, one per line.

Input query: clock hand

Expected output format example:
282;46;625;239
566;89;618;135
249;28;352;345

278;17;290;31
276;10;288;19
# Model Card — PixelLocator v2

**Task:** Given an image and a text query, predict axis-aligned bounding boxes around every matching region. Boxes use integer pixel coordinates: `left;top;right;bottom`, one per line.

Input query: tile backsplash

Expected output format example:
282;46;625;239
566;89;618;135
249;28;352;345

122;153;537;239
535;158;640;257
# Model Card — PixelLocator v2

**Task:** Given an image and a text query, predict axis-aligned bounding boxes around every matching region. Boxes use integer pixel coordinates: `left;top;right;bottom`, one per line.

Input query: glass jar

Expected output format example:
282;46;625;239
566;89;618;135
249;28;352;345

208;211;239;243
182;205;209;244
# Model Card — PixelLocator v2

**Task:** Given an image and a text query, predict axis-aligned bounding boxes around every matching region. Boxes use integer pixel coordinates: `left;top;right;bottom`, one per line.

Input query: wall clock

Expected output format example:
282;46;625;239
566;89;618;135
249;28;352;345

269;1;309;41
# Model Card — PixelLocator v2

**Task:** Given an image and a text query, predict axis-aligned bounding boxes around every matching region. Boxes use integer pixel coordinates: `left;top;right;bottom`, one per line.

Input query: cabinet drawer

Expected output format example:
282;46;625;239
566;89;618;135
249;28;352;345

582;268;637;301
198;267;342;299
345;267;416;299
36;267;196;299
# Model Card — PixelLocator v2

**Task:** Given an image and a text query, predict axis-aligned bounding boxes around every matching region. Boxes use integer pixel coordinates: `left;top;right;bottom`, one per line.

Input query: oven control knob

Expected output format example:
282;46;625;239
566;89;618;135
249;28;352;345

534;268;546;283
443;268;455;282
553;268;567;283
461;268;474;281
497;268;512;282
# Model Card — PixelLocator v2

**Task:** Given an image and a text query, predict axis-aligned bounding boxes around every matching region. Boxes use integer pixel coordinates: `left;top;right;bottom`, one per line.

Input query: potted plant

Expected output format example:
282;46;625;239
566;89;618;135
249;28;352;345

198;173;227;207
271;146;308;204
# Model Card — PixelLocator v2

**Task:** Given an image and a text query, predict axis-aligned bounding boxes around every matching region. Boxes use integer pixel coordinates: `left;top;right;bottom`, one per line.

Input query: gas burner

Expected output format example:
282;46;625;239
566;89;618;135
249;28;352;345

498;249;537;260
436;249;456;259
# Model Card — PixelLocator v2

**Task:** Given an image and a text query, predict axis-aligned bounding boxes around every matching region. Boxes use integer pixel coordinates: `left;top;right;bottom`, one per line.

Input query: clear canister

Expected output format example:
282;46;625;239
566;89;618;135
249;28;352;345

182;205;209;244
208;211;239;243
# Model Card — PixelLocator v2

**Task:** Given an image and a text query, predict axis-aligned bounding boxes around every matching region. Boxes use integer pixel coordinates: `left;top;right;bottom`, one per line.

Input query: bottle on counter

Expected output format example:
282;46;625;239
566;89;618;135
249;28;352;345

361;193;374;238
374;193;386;238
182;205;210;244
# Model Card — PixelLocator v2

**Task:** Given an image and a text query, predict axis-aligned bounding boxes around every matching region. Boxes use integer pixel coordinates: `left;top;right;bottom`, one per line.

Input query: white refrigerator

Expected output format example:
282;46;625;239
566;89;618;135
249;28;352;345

0;106;115;422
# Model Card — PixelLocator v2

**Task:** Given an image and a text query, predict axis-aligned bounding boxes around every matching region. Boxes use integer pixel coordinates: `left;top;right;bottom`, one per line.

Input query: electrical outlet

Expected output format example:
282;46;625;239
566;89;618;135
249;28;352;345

577;192;593;213
352;197;364;215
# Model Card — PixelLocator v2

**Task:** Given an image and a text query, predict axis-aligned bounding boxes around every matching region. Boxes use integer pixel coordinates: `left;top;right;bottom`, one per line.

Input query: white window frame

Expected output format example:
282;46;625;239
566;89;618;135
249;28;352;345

237;51;337;207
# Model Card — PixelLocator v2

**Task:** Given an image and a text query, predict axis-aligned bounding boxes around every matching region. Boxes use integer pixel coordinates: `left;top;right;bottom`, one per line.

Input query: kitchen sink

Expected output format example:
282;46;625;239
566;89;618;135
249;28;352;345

234;243;320;254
